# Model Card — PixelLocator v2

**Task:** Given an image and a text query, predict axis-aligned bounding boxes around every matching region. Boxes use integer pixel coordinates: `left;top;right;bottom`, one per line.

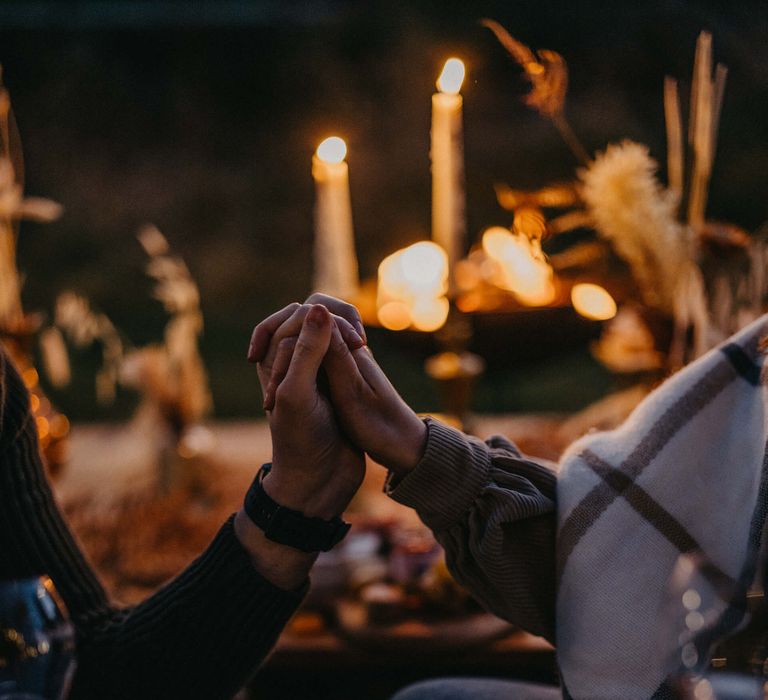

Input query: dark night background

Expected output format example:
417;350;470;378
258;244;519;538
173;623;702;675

3;0;767;419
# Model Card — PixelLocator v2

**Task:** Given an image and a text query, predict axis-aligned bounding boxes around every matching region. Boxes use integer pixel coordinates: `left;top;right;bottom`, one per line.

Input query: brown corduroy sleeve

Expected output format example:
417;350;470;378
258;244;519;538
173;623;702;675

0;347;304;699
387;418;558;643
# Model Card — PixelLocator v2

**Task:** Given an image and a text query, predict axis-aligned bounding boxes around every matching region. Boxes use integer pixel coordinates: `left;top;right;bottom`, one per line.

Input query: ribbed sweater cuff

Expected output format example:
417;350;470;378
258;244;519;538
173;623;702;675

386;418;491;532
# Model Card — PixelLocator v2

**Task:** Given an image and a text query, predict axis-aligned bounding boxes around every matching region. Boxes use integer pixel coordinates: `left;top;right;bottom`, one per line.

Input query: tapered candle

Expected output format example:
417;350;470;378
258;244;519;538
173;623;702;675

431;58;466;290
312;136;359;299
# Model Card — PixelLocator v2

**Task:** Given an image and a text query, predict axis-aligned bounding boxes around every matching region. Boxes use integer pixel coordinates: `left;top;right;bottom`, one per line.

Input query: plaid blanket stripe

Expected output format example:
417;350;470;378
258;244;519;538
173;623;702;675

683;435;768;664
556;316;768;699
558;342;762;583
578;448;736;593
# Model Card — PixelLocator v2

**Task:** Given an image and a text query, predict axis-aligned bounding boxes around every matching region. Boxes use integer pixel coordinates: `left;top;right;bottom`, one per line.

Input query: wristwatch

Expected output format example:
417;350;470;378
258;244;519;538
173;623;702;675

243;463;351;553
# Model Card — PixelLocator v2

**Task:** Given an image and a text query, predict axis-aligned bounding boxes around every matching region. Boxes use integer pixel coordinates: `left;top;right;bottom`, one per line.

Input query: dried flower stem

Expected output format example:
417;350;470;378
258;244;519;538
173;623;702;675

0;73;61;332
686;32;727;229
0;220;21;328
663;77;684;202
482;19;590;166
552;113;591;166
709;64;728;175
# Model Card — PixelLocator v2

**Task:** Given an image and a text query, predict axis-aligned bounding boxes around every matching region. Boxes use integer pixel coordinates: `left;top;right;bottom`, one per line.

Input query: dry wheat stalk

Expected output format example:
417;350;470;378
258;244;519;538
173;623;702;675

663;77;684;204
0;74;61;331
482;19;590;165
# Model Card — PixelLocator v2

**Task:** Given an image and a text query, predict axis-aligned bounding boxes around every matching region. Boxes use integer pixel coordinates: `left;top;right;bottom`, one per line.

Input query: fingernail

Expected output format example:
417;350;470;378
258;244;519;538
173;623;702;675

355;321;367;343
306;305;326;328
247;342;256;363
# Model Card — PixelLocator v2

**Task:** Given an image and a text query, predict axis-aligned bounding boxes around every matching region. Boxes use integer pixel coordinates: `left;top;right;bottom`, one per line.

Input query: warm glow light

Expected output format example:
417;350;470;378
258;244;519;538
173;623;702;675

483;226;556;306
571;283;617;320
482;227;515;260
437;58;465;95
410;296;450;332
513;274;556;306
454;259;481;291
316;136;347;164
377;253;404;298
377;242;450;332
36;416;49;440
378;301;412;331
399;241;448;294
456;292;483;313
22;368;39;389
50;414;70;439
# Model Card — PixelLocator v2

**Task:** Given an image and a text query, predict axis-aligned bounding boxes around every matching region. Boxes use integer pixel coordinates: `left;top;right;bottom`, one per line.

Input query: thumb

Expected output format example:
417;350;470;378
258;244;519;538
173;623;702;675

281;304;332;400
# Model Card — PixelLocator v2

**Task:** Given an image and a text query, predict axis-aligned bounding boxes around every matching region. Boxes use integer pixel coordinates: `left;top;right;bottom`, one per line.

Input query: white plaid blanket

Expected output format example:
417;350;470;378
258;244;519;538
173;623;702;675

556;314;768;699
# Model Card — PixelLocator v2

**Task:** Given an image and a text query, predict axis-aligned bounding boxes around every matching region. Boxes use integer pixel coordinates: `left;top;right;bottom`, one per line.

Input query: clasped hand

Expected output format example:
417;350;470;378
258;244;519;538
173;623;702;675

248;293;428;520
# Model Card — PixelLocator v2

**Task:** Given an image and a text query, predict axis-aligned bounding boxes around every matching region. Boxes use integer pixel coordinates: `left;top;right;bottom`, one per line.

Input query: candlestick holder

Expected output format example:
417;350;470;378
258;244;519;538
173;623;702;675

424;309;485;430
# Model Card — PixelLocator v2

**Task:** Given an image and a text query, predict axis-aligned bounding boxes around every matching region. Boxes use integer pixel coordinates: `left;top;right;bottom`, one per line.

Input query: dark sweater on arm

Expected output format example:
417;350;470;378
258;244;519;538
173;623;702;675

0;347;304;699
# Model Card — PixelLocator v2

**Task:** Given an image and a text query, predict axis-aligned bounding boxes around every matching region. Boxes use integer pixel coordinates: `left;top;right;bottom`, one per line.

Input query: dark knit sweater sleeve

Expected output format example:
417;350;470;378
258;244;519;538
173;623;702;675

386;418;557;643
0;348;304;699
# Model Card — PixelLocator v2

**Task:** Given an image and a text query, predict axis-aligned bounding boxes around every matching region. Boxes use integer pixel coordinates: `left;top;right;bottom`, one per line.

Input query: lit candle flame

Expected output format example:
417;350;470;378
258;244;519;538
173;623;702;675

316;136;347;164
437;58;465;95
571;283;617;321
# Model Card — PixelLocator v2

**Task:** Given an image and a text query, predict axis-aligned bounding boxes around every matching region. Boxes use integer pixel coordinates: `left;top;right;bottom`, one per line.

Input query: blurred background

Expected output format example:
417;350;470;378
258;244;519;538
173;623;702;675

3;0;767;420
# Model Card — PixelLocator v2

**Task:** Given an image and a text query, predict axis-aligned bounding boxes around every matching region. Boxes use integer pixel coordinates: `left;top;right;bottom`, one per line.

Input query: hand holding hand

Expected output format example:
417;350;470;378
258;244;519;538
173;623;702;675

248;295;366;409
256;295;427;476
235;302;366;590
320;326;428;475
257;304;365;519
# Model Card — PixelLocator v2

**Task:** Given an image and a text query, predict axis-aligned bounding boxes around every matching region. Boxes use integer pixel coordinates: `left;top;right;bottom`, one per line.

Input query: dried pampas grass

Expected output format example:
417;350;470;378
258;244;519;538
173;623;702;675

579;141;691;313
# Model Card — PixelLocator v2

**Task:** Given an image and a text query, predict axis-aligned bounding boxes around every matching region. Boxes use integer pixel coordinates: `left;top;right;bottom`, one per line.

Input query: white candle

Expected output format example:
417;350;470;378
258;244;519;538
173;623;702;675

312;136;359;299
431;58;466;290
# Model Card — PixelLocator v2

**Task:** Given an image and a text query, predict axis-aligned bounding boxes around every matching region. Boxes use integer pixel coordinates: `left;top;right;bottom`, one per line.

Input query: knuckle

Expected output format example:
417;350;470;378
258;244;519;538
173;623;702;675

340;300;359;318
275;382;301;410
273;384;291;408
294;336;315;356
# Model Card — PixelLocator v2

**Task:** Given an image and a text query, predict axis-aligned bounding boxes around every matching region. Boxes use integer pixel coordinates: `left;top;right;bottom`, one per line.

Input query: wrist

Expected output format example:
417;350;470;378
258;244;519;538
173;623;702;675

381;415;428;476
233;509;316;591
262;469;349;521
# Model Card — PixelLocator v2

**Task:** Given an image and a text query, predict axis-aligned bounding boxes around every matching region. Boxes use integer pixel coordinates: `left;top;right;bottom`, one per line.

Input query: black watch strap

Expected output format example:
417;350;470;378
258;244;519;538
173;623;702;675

243;464;351;553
